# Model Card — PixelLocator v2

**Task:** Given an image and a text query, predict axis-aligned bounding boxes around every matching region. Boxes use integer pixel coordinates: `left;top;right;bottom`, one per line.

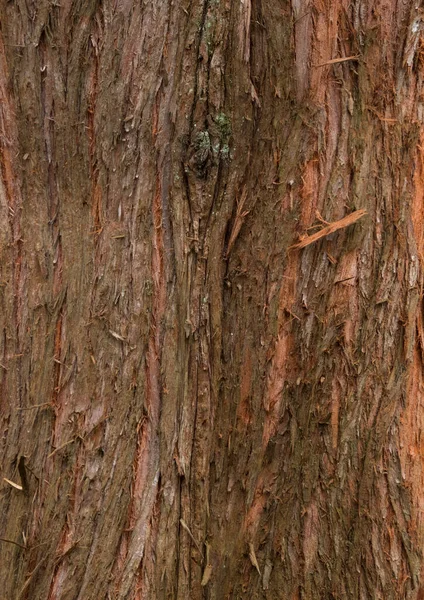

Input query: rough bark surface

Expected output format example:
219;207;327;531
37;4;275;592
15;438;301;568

1;0;424;599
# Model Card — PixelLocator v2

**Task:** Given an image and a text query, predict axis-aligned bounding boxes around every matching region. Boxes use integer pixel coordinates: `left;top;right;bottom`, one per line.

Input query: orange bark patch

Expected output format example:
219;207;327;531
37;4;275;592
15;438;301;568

0;33;19;215
299;158;319;229
264;332;291;414
412;132;424;260
309;0;342;104
152;94;159;138
401;347;424;544
401;133;424;554
262;254;298;447
244;489;268;536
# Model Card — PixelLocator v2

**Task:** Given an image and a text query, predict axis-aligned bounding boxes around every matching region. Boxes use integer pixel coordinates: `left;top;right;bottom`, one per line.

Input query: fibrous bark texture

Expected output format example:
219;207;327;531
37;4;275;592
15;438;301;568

1;0;424;598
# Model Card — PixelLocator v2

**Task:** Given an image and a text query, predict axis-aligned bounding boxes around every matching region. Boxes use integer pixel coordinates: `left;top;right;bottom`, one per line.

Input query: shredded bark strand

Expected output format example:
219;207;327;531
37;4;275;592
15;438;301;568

249;542;262;576
314;55;360;67
290;209;367;249
0;537;26;549
3;477;23;491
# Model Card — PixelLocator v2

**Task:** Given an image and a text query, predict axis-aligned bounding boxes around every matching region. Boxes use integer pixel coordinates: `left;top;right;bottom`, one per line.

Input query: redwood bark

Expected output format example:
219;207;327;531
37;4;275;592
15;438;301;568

1;1;424;599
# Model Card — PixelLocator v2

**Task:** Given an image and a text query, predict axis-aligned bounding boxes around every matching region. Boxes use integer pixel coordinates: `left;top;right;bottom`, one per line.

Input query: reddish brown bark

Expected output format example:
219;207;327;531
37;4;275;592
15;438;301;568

1;0;424;599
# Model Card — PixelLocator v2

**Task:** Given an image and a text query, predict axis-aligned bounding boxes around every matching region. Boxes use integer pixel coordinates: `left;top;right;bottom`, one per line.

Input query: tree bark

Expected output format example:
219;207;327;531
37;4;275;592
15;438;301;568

1;0;424;598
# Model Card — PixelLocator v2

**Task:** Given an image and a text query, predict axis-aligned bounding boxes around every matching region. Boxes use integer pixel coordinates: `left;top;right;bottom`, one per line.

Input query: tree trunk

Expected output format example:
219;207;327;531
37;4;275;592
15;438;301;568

1;0;424;598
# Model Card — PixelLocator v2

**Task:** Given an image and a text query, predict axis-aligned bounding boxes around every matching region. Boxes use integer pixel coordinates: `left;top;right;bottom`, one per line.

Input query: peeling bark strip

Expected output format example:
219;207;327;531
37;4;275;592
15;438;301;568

1;0;424;599
313;54;361;67
289;209;367;249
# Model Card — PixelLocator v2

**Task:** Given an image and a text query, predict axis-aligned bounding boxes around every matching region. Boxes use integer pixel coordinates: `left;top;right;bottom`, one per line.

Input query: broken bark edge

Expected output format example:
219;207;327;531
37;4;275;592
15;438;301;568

289;209;367;250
